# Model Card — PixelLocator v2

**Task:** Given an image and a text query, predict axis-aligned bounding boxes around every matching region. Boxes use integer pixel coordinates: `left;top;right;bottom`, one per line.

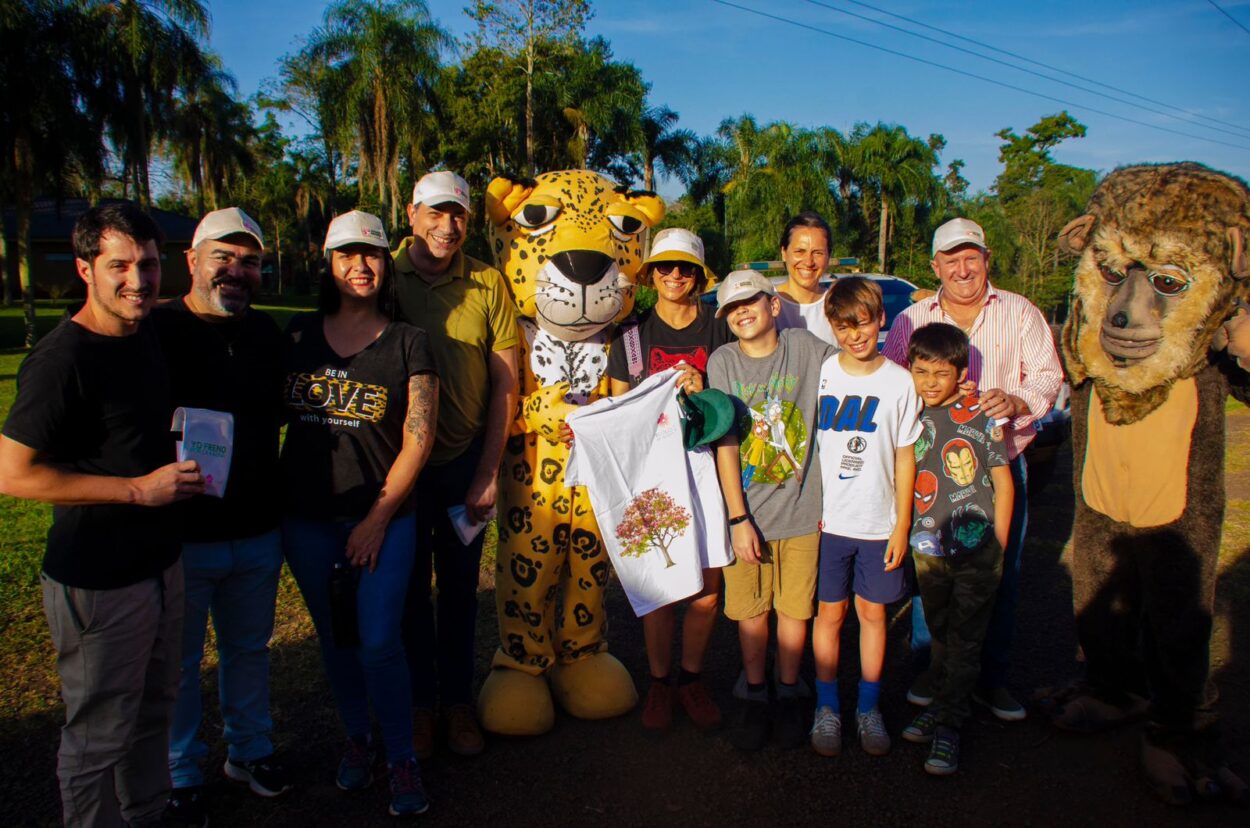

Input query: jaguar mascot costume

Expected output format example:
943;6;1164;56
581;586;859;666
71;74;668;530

1048;162;1250;806
477;170;665;736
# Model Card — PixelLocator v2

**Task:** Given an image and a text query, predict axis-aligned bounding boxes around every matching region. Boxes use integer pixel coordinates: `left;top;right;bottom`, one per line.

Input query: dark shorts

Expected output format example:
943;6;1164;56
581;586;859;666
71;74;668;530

817;532;907;605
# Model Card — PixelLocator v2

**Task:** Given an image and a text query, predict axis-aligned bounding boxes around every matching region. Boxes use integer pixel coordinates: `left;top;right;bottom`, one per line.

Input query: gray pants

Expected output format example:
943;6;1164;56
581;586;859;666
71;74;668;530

42;560;184;827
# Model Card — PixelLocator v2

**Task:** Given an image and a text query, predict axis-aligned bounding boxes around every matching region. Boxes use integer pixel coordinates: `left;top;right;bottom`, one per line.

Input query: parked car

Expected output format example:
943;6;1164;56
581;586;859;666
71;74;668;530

700;273;921;345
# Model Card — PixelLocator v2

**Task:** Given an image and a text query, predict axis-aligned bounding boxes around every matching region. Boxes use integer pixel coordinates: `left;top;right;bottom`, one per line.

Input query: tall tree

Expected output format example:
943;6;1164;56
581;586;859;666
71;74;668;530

853;122;942;272
636;105;695;193
305;0;448;225
165;66;256;214
467;0;592;175
1;0;109;344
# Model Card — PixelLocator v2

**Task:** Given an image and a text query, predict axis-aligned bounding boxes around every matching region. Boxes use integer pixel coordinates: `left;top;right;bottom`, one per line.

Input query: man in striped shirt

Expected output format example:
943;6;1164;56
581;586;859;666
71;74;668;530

882;217;1063;722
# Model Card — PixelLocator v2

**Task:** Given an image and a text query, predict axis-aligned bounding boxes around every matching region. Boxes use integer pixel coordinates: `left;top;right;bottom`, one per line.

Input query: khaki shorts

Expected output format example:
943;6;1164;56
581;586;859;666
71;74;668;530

722;531;820;621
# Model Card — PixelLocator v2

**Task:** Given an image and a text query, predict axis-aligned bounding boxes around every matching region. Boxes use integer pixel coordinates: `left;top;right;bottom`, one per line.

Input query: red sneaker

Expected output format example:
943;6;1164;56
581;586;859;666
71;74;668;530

677;679;723;730
641;680;674;731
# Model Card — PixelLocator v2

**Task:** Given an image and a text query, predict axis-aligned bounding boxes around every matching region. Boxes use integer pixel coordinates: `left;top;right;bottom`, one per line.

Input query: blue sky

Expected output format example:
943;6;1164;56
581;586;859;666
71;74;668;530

206;0;1250;197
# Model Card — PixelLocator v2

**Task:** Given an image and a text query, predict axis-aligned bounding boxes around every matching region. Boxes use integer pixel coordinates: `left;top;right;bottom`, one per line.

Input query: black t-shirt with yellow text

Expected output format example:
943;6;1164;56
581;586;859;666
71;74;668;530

280;313;436;522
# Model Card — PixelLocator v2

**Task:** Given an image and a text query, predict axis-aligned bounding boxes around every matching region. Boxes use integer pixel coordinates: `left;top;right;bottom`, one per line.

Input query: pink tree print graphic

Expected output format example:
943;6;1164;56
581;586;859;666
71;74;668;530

615;488;691;569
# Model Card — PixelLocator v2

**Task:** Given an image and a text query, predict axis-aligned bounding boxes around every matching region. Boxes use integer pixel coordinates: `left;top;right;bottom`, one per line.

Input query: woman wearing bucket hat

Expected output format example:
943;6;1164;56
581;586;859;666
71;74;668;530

776;211;837;345
279;210;439;816
605;227;734;734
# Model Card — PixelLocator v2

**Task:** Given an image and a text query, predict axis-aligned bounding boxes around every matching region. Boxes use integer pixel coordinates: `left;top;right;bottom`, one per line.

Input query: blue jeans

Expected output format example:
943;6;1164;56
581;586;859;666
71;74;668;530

169;530;282;789
402;441;486;708
912;454;1028;689
284;514;416;764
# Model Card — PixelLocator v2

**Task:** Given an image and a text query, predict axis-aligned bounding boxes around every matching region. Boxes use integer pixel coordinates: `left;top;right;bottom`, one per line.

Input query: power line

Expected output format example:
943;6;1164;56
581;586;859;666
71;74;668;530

800;0;1250;142
708;0;1250;152
1209;0;1250;37
823;0;1250;138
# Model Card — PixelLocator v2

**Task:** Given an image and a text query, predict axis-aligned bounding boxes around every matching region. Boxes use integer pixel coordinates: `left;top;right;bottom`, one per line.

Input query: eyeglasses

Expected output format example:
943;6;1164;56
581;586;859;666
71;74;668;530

1098;264;1190;297
653;262;700;278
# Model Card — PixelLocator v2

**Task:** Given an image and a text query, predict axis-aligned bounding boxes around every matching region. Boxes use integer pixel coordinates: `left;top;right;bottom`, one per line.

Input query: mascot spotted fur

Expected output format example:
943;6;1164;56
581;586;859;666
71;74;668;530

1051;162;1250;805
476;170;665;735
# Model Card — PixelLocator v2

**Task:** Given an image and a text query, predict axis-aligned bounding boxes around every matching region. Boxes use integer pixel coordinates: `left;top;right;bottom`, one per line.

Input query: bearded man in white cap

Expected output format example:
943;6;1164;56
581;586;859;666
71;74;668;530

393;171;519;757
882;217;1063;722
153;207;291;826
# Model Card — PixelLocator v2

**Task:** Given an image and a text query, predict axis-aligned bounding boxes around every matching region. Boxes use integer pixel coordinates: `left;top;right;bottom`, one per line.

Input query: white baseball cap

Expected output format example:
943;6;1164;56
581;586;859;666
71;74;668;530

642;228;718;285
715;270;776;318
323;210;389;251
411;170;471;212
932;217;987;256
192;207;264;249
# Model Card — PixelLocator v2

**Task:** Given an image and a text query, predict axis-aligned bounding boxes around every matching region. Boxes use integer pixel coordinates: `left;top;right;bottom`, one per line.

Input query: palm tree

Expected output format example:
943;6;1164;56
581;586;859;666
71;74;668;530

88;0;213;206
636;105;695;193
166;65;257;214
557;40;645;172
306;0;448;225
1;0;109;345
853;123;942;272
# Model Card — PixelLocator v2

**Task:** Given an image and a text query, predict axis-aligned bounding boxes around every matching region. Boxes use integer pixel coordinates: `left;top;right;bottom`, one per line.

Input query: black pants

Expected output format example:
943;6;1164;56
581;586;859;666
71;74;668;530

402;440;487;708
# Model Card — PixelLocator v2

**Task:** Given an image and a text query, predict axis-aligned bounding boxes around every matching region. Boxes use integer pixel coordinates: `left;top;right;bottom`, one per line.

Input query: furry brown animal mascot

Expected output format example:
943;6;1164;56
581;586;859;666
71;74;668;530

1051;162;1250;806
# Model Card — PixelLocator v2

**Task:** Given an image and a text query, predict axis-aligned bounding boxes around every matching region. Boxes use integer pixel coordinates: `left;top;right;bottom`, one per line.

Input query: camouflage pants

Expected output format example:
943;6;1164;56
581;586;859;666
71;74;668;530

914;538;1003;728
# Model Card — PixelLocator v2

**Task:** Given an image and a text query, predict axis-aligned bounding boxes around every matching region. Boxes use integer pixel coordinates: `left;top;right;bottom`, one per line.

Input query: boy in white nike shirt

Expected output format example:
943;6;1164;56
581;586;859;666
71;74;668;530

810;277;921;758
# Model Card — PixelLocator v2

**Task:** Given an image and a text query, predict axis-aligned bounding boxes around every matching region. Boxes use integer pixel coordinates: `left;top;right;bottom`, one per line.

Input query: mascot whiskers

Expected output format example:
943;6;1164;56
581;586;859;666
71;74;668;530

477;170;665;735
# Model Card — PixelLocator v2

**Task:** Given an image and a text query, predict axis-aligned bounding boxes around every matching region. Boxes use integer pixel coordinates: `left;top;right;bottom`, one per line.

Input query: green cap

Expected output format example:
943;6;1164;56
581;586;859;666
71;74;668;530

679;388;737;450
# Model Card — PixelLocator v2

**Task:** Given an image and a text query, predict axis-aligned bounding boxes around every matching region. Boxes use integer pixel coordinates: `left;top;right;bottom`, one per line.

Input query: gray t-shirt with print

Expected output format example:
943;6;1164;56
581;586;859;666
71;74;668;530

707;328;836;540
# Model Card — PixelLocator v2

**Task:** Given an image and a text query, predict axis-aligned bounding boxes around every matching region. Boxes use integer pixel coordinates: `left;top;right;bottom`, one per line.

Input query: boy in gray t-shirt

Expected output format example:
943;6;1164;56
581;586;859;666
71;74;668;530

707;270;835;752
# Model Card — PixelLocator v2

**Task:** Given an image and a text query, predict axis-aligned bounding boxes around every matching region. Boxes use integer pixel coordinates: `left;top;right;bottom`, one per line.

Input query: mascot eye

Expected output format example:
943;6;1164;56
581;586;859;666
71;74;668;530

1097;263;1127;286
1148;270;1190;296
607;214;644;241
513;203;561;230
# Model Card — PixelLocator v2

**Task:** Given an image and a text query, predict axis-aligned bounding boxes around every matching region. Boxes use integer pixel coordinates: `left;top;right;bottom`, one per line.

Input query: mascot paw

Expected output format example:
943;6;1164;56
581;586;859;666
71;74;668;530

477;668;555;737
1036;685;1150;734
550;653;638;720
1141;729;1250;808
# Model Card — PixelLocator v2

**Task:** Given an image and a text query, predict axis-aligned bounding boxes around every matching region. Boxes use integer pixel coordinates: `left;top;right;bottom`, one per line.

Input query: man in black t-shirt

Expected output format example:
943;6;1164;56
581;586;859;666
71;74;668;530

153;207;291;824
0;202;204;827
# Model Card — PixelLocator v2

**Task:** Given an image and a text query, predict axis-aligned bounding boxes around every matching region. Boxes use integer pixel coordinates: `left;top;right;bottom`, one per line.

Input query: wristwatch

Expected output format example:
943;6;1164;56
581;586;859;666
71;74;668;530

727;513;751;527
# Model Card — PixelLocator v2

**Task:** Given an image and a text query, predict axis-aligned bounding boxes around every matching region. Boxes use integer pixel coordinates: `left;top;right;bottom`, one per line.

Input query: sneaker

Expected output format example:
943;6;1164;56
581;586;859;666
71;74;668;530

387;757;431;816
906;672;936;707
164;785;208;827
676;680;722;730
444;703;485;756
809;705;842;757
974;686;1027;722
856;708;892;756
336;736;375;792
774;695;807;749
641;680;675;731
902;710;939;744
413;707;436;760
730;699;771;751
924;726;961;776
223;755;292;798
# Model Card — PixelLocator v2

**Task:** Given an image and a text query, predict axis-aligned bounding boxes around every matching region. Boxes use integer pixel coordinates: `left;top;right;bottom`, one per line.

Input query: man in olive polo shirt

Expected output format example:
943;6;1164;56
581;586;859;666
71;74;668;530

395;171;519;757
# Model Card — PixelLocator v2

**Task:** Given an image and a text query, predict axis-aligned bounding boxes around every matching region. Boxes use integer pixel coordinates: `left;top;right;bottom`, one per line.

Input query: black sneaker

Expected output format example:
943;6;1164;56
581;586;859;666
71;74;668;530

924;726;961;776
774;696;807;749
223;755;293;798
164;785;208;827
730;699;771;751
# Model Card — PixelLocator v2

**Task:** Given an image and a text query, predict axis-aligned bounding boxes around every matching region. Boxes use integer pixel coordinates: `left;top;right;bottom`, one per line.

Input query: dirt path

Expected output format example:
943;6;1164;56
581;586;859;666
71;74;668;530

3;436;1248;826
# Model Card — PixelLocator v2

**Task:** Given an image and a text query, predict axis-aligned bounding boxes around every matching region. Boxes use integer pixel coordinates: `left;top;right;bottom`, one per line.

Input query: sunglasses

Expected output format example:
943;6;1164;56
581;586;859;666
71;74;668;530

653;262;701;278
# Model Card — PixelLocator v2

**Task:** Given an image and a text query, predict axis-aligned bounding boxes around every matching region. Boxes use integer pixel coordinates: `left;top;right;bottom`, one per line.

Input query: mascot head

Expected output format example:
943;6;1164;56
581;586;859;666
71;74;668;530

1059;162;1250;423
485;171;665;342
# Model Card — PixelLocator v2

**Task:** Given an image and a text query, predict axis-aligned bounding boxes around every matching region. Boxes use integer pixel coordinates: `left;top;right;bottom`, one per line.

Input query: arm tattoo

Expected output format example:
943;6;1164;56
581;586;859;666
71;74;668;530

405;374;438;447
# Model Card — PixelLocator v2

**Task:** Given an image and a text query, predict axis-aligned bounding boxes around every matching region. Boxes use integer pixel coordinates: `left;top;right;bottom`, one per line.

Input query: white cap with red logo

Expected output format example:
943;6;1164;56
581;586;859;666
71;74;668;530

411;170;471;212
192;207;264;249
323;210;389;251
931;217;987;256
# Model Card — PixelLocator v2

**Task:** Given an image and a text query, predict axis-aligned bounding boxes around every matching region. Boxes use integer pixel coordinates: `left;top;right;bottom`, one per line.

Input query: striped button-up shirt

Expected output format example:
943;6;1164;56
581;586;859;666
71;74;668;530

882;284;1064;459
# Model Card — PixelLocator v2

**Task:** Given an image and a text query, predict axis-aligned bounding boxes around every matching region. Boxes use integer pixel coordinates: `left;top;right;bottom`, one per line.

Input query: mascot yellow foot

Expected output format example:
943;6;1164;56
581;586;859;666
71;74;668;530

478;668;555;737
551;653;637;720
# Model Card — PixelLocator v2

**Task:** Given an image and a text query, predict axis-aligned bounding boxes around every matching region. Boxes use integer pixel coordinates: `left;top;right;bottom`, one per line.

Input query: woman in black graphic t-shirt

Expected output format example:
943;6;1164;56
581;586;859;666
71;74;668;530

280;211;437;816
605;228;733;735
